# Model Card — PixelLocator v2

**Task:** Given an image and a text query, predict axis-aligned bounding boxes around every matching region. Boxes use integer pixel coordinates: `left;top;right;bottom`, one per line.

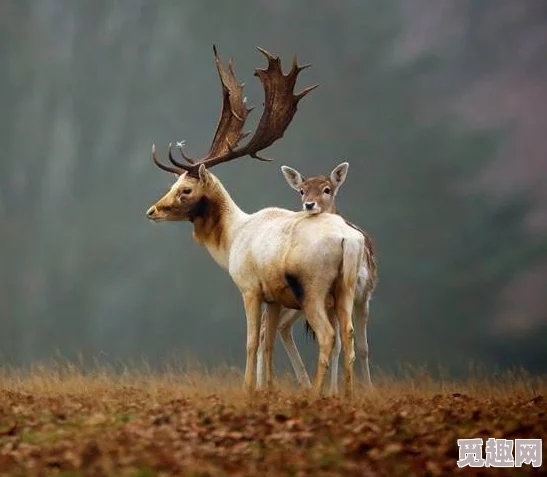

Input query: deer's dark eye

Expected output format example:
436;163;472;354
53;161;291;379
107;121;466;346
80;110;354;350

181;188;192;195
323;187;331;195
299;189;305;196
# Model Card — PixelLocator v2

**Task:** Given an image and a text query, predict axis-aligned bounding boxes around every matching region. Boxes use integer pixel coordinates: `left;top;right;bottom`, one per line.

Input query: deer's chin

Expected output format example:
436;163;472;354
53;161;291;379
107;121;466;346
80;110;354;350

305;208;322;215
148;216;166;223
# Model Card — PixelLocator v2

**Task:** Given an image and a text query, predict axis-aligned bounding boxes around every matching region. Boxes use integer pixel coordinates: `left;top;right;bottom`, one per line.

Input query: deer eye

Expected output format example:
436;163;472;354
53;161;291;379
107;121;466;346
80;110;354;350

299;189;305;196
323;187;331;195
181;188;192;195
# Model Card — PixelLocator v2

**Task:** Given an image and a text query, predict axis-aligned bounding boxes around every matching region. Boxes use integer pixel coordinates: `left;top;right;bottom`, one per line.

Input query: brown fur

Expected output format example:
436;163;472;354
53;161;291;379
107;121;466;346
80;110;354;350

190;191;229;252
298;176;332;200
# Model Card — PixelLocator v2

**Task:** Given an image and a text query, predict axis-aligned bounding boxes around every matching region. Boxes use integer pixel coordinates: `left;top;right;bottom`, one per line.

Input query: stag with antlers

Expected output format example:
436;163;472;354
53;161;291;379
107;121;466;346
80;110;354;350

146;46;363;397
257;163;377;393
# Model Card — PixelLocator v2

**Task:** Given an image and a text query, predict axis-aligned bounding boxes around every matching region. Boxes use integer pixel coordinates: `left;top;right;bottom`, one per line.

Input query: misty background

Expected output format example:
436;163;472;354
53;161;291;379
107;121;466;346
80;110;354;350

1;0;546;376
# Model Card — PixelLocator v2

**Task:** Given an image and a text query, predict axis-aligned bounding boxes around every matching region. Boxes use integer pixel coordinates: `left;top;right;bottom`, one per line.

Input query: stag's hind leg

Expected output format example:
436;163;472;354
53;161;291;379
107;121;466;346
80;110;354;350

335;287;357;398
301;299;335;397
354;294;373;387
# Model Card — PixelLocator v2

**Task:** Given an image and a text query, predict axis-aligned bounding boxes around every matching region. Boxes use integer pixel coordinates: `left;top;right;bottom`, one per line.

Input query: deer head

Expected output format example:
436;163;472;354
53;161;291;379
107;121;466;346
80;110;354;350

146;46;317;223
281;162;349;214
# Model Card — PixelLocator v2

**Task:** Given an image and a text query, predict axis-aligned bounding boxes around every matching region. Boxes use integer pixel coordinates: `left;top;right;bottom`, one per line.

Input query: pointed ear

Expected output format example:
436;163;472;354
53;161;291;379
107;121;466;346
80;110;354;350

198;164;211;184
330;162;349;195
281;165;304;191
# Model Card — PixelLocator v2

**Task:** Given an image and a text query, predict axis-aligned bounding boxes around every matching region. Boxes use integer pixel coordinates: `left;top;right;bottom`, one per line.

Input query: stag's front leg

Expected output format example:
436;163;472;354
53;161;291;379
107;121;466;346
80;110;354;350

263;303;281;390
256;308;269;389
242;292;263;393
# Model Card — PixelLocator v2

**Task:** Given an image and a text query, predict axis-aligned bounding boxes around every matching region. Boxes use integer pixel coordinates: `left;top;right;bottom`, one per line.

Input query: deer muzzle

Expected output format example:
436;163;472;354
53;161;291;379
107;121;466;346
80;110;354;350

303;201;321;214
146;206;160;221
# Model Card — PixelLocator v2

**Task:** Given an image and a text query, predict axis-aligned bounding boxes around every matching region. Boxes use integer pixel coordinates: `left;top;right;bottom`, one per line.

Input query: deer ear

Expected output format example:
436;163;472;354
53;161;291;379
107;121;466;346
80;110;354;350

330;162;349;195
198;164;211;184
281;165;304;191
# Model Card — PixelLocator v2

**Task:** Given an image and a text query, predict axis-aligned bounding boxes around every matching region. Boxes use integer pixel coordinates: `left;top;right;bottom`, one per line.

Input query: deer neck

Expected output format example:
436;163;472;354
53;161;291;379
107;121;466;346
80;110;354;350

190;177;247;269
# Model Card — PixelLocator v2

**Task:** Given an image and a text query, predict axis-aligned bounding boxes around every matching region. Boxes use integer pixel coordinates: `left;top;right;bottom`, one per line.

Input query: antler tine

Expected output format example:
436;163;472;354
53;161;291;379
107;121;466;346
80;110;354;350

167;143;193;169
179;148;196;164
256;46;277;61
290;54;312;74
152;144;186;175
173;141;196;165
250;152;273;162
295;83;319;101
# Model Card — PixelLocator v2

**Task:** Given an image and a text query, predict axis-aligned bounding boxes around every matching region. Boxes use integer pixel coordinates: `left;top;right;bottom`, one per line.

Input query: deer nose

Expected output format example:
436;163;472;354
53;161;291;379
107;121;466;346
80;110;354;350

146;206;156;218
304;202;316;211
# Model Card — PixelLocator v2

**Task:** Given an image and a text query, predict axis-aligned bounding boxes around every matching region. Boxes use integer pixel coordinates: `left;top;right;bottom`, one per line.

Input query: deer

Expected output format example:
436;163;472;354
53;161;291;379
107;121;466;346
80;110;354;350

145;46;364;397
256;163;377;394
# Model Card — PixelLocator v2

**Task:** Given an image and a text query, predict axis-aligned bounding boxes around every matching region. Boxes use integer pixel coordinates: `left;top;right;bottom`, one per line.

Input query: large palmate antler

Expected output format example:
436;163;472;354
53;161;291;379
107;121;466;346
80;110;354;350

153;46;317;176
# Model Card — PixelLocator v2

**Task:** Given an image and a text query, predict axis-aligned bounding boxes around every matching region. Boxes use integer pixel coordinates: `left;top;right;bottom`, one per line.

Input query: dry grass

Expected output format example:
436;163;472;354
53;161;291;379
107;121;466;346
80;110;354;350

0;362;545;476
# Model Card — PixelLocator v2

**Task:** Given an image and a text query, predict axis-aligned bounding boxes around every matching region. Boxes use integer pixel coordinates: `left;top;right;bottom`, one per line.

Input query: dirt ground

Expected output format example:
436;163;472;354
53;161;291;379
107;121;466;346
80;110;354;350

0;365;545;476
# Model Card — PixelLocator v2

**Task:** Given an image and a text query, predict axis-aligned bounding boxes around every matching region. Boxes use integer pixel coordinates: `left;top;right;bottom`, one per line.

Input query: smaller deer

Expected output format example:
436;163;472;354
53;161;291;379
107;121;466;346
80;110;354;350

257;162;377;393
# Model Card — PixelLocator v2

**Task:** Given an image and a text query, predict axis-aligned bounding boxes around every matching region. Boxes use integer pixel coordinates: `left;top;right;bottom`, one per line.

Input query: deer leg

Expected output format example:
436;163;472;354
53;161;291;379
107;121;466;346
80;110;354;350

256;308;269;389
327;316;341;395
278;309;312;388
302;300;335;397
263;303;281;390
242;292;263;393
336;289;357;399
354;295;372;387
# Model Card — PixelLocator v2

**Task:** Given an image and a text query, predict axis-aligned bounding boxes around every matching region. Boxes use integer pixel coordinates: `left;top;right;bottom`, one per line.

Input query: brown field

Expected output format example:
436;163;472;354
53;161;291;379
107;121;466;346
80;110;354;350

0;364;545;477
